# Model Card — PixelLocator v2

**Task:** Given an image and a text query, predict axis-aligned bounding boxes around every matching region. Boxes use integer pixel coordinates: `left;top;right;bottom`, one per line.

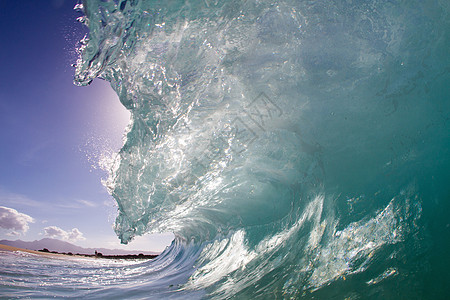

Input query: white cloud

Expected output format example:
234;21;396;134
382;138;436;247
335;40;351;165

43;226;86;242
76;199;96;207
0;206;34;233
6;231;20;237
55;199;98;209
68;228;85;241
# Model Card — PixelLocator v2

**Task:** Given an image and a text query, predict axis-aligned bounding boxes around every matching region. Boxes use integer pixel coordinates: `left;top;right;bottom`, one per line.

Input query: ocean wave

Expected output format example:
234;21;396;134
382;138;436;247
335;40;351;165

73;0;448;297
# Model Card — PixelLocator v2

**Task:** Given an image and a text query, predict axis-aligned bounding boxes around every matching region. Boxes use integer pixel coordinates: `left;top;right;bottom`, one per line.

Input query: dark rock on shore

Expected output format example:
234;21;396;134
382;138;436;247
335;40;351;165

38;248;158;260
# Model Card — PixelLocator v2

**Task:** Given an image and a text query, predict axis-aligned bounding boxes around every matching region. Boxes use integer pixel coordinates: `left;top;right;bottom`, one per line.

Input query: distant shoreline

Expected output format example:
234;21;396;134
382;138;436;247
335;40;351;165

0;244;65;258
0;244;157;260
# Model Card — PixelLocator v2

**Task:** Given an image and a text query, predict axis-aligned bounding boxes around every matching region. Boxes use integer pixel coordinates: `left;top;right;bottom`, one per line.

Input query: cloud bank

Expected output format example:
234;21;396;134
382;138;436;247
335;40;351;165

0;206;34;234
43;226;86;242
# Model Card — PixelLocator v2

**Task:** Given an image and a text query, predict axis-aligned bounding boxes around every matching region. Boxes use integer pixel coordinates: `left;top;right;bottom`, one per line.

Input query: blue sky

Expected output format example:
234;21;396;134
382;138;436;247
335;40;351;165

0;0;173;252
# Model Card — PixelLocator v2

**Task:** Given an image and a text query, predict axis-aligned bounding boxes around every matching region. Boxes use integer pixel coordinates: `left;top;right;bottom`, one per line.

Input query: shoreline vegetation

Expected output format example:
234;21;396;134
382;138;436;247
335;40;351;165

0;244;158;260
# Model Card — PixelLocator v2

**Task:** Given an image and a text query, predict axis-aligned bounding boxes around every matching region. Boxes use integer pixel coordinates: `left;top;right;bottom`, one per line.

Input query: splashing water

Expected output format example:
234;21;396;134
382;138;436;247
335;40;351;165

70;0;450;298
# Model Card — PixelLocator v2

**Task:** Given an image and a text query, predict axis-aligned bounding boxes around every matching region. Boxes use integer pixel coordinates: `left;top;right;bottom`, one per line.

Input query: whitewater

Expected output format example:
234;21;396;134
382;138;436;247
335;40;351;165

2;0;449;298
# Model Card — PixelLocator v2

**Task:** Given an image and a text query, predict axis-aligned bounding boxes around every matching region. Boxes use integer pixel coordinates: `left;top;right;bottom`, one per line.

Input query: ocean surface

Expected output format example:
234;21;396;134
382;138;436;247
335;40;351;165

2;0;450;298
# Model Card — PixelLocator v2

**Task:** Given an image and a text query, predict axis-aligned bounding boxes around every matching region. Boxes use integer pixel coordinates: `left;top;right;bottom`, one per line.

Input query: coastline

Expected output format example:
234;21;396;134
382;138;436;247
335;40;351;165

0;243;158;260
0;243;66;258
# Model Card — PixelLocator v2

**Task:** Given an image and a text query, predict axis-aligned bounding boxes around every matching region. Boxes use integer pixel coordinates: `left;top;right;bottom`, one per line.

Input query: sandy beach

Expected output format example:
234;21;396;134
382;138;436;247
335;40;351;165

0;244;66;258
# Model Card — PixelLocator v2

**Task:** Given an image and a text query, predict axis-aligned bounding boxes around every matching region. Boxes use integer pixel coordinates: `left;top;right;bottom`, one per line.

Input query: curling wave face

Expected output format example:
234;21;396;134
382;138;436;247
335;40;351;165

74;0;449;298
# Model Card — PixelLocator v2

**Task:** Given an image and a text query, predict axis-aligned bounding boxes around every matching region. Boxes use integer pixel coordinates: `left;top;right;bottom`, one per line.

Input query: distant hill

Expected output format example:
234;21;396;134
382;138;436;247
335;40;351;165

0;238;159;255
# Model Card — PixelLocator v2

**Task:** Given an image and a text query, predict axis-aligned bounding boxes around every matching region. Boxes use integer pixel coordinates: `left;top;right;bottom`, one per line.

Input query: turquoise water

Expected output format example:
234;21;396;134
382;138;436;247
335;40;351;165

3;0;449;298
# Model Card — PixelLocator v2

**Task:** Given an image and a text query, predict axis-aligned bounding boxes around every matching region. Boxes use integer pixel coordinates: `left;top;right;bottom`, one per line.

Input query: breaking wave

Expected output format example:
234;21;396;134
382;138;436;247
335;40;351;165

73;0;449;298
